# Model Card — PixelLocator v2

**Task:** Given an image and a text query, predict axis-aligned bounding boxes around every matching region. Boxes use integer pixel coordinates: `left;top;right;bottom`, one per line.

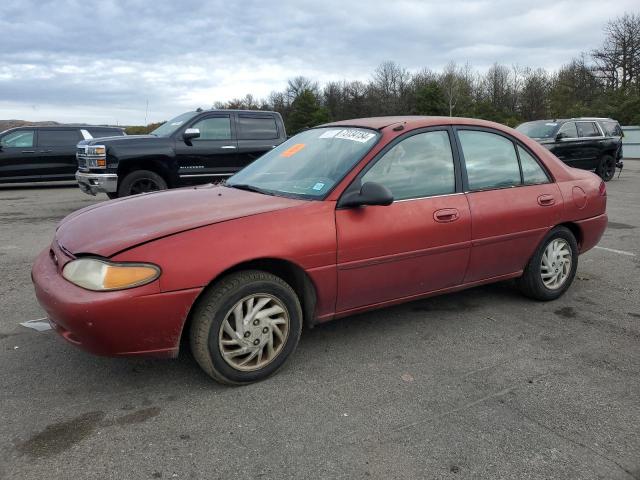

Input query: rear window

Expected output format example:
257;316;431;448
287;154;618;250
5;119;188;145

601;121;622;137
238;116;279;140
87;128;123;138
516;121;558;139
37;130;81;147
577;122;600;138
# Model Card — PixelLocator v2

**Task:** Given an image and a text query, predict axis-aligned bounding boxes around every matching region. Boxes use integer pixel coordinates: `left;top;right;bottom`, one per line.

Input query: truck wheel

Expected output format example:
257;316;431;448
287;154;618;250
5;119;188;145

596;154;616;182
118;170;168;197
189;270;303;385
516;226;578;301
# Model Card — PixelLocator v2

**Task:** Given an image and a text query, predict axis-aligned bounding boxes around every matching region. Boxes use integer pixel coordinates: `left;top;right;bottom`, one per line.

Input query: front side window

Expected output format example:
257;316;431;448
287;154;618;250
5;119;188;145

361;131;455;201
238;116;278;140
459;130;521;191
227;127;380;199
577;122;600;138
518;146;549;185
557;122;578;139
191;117;232;140
1;130;34;148
37;130;80;147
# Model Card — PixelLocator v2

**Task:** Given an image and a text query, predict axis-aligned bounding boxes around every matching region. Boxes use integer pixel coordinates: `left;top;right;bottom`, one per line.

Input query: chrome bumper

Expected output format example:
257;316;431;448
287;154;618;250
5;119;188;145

76;171;118;195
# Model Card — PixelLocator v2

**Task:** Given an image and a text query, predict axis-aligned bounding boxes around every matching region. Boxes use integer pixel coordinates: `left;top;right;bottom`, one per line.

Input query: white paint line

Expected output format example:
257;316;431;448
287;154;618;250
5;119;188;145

594;246;636;257
19;318;52;332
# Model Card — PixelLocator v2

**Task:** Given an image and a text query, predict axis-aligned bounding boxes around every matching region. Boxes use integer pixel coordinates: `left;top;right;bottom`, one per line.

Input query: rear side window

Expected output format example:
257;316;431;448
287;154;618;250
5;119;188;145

1;130;34;148
459;130;521;191
191;116;232;140
518;146;549;185
37;130;80;147
577;122;600;138
601;121;622;137
238;116;278;140
558;122;578;139
362;130;455;201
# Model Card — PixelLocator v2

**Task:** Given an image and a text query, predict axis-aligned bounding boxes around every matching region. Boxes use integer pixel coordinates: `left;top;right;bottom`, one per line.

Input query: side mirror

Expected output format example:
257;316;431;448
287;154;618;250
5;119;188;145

183;128;200;144
555;132;566;141
339;181;394;208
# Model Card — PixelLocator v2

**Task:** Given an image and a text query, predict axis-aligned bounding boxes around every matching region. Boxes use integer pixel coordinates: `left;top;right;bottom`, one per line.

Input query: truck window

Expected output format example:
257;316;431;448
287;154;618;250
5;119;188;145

238;116;278;140
191;117;232;140
37;129;81;147
1;130;35;148
576;122;600;138
558;122;577;139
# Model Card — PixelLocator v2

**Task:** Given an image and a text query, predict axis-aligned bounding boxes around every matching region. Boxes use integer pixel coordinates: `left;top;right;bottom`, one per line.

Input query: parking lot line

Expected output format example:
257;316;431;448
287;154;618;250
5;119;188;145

594;246;636;256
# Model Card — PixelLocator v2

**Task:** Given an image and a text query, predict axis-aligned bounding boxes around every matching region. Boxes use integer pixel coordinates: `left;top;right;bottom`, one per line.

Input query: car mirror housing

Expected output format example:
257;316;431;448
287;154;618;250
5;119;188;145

555;132;566;141
339;181;394;208
183;128;200;144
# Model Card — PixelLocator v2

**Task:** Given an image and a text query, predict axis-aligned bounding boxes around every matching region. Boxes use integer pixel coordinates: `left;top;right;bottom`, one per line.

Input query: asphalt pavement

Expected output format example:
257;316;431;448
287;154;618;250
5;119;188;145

0;166;639;479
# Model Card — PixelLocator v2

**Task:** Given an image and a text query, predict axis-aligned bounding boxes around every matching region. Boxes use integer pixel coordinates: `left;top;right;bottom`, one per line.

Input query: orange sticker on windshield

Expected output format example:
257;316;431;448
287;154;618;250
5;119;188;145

280;143;306;157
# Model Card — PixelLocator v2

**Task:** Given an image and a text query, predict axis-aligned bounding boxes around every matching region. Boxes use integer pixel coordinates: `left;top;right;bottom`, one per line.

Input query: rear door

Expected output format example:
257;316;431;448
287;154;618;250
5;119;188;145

174;113;238;181
335;128;471;312
455;127;562;282
575;121;603;169
0;129;38;181
36;128;82;179
235;113;281;168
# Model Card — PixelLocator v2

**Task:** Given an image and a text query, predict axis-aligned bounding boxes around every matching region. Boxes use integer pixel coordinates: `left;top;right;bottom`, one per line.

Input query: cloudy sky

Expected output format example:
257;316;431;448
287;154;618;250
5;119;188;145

1;0;637;125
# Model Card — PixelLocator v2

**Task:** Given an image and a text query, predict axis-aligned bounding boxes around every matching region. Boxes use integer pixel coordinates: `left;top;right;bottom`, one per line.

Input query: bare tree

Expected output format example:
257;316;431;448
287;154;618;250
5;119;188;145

593;13;640;91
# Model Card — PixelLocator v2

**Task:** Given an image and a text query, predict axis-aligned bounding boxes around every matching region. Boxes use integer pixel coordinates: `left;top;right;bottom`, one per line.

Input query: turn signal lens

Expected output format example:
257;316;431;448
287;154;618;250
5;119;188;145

598;181;606;196
62;258;160;291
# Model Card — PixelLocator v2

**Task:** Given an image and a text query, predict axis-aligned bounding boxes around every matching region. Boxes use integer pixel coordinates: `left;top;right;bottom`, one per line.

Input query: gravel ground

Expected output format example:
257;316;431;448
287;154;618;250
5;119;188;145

0;164;639;480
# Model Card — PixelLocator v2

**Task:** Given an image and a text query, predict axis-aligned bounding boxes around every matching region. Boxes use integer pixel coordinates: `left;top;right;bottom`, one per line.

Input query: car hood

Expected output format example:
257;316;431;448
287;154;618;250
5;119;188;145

56;185;306;257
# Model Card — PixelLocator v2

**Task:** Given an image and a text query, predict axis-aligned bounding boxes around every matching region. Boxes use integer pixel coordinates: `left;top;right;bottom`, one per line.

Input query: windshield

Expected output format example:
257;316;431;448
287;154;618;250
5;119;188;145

226;127;380;199
150;111;198;137
516;121;559;139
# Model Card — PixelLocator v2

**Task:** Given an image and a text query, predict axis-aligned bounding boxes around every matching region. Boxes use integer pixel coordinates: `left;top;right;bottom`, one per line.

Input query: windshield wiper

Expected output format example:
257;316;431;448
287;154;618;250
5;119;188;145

226;183;275;196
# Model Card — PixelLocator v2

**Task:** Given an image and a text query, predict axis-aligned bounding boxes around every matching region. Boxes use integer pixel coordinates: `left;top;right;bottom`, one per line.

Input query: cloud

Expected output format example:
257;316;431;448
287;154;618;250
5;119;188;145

0;0;637;124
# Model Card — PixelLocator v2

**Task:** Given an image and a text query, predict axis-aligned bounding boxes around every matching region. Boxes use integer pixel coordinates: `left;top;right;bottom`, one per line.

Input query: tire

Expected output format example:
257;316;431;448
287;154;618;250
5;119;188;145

516;226;578;301
189;270;303;385
117;169;168;197
596;154;616;182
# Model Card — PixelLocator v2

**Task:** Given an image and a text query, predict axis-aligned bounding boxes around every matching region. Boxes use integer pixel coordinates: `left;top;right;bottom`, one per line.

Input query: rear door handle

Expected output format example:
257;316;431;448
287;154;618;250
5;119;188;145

434;208;459;223
39;150;52;153
537;194;555;206
21;150;35;153
221;145;236;149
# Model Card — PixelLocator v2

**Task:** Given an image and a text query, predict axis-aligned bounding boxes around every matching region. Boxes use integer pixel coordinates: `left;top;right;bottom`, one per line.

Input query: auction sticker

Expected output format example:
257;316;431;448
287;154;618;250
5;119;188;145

280;143;306;157
334;129;376;143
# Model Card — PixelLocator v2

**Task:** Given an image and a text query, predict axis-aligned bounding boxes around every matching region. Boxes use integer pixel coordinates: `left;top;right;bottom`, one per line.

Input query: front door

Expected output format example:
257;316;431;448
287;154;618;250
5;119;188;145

0;129;38;181
174;113;238;181
455;128;562;282
336;129;471;312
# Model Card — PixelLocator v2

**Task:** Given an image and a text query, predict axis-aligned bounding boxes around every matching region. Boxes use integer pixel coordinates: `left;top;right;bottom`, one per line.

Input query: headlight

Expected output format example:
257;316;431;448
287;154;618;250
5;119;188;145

87;145;106;156
62;258;161;291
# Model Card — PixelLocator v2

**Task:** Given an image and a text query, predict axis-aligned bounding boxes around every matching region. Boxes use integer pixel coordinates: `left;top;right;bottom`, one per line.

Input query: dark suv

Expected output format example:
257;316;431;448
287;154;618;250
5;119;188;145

76;109;287;198
515;117;622;181
0;125;125;184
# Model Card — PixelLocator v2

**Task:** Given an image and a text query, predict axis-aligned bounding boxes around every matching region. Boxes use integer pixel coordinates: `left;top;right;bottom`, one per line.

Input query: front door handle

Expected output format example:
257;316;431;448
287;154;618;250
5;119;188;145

434;208;459;223
537;194;555;206
221;145;236;149
21;150;36;153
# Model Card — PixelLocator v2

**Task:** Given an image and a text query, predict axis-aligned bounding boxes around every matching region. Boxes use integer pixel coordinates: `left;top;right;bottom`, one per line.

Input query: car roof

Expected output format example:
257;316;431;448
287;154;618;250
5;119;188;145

320;116;509;131
5;125;122;130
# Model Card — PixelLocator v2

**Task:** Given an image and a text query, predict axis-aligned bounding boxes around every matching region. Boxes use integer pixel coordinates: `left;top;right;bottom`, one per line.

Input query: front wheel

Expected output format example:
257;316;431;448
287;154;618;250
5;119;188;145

517;226;578;301
189;271;303;385
596;154;616;182
117;169;168;197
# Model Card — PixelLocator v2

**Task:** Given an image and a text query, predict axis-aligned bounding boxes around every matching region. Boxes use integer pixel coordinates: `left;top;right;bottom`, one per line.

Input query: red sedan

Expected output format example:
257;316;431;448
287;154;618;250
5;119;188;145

32;117;607;384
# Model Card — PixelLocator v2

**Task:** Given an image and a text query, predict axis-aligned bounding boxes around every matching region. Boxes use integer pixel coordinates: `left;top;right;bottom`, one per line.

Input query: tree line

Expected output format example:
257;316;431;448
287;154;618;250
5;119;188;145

128;13;640;135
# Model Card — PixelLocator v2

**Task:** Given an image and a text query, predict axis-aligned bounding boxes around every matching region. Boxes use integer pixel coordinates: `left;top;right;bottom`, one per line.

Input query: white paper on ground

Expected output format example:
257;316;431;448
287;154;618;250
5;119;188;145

20;318;52;332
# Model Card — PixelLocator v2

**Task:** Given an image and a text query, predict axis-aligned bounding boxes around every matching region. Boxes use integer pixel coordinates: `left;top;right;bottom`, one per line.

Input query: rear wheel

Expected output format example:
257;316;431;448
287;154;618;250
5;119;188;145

189;270;303;385
596;154;616;182
517;226;578;301
117;169;168;197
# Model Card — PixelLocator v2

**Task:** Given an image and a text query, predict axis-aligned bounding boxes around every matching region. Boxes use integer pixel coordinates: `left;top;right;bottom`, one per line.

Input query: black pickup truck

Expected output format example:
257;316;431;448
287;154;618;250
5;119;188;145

0;125;124;184
516;117;623;181
76;109;287;198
